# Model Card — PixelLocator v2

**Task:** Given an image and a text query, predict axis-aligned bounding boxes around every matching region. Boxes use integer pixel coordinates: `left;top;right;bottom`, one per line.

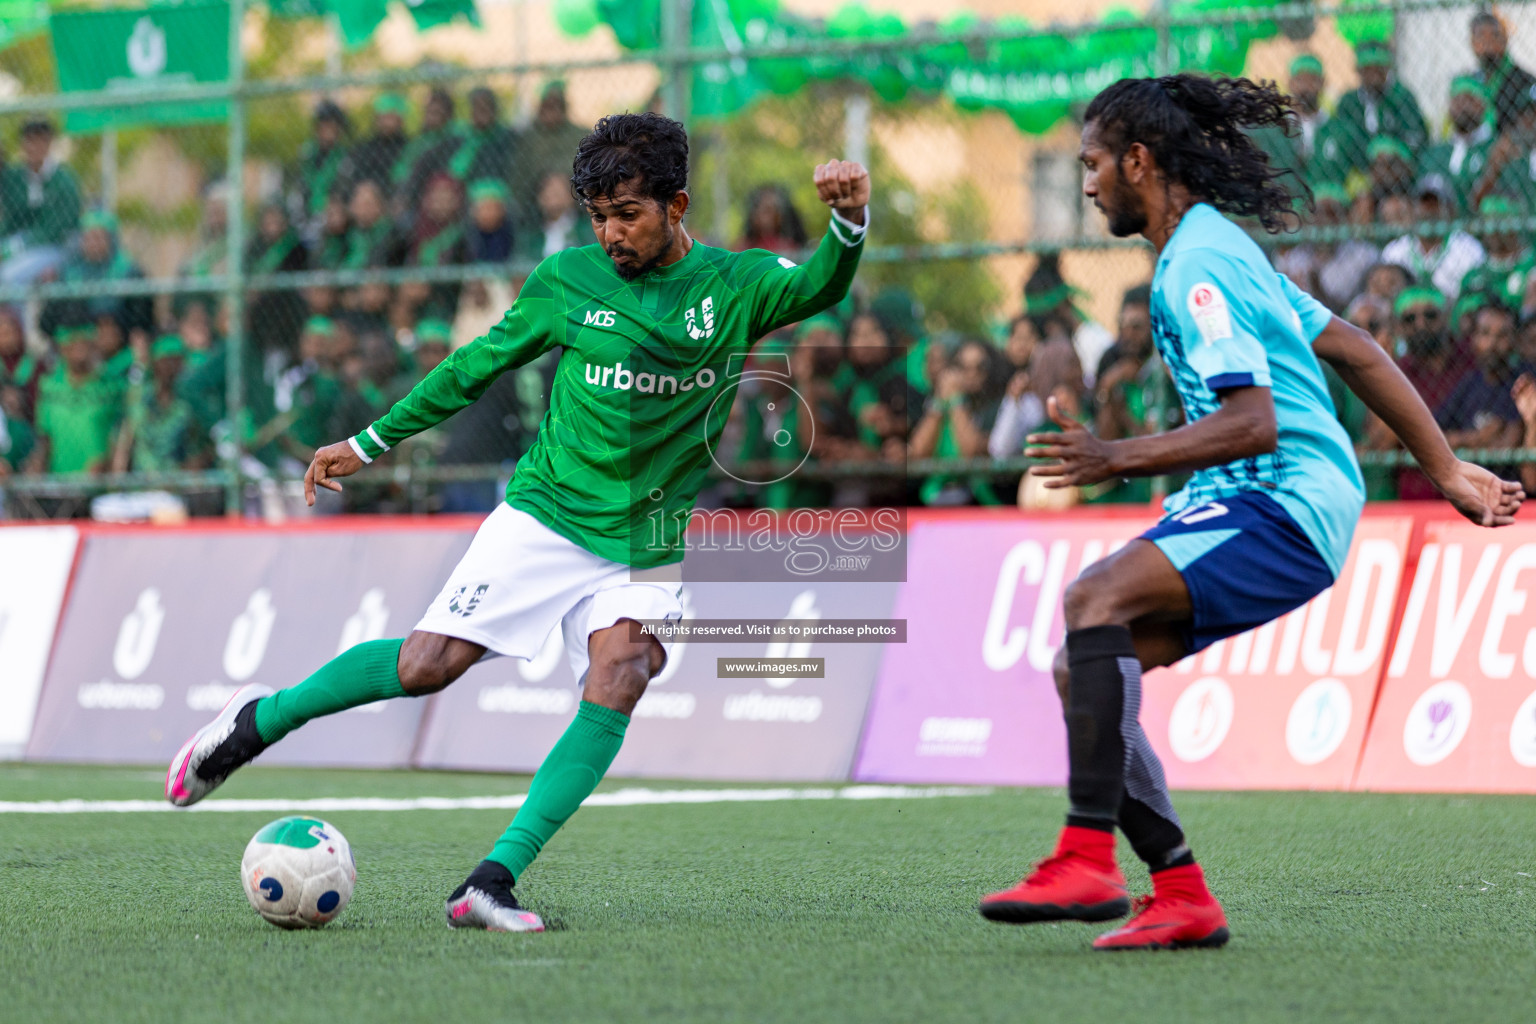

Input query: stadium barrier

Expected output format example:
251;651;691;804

22;518;476;768
6;506;1536;793
0;525;78;760
1356;520;1536;791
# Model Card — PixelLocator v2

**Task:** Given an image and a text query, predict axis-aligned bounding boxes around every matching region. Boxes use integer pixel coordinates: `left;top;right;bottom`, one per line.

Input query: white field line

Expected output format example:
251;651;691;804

0;784;990;815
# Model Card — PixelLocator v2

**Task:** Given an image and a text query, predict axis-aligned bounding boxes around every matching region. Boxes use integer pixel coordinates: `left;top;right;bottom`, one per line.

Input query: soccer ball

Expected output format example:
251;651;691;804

241;816;356;929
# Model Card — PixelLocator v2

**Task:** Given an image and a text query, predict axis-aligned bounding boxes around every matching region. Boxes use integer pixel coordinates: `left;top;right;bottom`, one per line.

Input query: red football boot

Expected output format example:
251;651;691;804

1092;864;1230;951
979;826;1130;924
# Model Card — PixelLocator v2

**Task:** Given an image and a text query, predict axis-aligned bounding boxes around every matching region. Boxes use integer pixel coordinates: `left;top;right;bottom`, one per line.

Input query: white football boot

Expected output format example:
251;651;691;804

165;683;273;807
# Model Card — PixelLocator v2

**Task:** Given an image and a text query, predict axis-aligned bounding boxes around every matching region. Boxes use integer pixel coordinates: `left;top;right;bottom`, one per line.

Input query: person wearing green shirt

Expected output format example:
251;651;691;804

510;82;590;228
273;316;345;465
1251;54;1329;186
393;88;462;216
0;119;82;286
448;88;516;187
1421;77;1496;212
294;101;352;225
42;211;154;352
30;325;118;475
910;337;1003;506
166;113;870;935
114;336;207;473
341;180;400;270
340;93;410;199
1314;40;1428;189
1460;195;1536;316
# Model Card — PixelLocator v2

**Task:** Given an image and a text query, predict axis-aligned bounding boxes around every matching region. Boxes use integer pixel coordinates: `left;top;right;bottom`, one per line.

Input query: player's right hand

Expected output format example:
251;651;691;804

304;441;365;507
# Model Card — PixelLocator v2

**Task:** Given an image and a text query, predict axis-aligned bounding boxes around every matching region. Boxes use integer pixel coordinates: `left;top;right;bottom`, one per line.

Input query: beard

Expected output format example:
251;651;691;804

1101;179;1149;237
1451;112;1484;134
1405;329;1447;358
608;224;673;281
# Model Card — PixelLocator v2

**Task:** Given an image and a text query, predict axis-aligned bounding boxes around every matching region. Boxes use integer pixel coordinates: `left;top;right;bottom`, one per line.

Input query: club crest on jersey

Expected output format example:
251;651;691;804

1186;282;1233;343
685;296;716;340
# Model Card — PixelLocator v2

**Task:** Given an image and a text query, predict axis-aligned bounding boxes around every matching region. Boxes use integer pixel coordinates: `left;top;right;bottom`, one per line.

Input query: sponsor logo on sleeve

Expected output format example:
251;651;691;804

1187;282;1233;343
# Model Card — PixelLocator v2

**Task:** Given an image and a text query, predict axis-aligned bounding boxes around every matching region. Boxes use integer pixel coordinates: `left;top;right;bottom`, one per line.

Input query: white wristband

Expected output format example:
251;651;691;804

347;436;373;464
829;206;869;247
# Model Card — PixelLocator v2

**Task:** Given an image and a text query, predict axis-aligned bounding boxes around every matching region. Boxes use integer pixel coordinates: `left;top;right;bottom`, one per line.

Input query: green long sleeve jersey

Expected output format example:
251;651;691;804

351;210;867;567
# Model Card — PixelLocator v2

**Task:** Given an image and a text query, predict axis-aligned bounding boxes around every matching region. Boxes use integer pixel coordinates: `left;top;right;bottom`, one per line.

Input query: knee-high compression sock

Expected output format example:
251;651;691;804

253;638;407;745
1062;625;1139;833
486;701;629;882
1119;796;1195;872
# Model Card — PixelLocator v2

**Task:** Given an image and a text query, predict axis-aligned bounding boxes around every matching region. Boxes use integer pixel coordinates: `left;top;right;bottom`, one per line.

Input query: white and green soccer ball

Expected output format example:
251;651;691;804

241;816;356;929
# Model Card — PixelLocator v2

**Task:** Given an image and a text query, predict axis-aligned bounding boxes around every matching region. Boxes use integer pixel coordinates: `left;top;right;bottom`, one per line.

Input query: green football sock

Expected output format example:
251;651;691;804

487;700;630;881
253;638;407;745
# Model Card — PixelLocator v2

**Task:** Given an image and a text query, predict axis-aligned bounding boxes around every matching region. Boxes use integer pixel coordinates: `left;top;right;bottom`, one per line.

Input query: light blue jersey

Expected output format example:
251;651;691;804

1149;203;1365;578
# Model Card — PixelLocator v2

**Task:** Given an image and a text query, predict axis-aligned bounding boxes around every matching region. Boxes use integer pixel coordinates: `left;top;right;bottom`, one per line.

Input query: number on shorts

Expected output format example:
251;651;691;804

1171;501;1229;526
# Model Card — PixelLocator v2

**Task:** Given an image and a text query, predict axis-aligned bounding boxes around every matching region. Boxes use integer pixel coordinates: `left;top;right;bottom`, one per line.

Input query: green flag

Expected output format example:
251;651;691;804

50;2;230;133
326;0;389;49
404;0;480;31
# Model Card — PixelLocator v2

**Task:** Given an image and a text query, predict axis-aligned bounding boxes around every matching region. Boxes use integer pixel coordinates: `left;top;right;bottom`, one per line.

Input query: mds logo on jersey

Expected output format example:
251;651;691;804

583;309;617;328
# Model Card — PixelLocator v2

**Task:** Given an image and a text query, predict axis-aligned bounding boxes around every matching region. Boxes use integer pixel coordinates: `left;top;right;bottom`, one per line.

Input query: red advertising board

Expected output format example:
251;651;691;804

856;512;1413;791
1355;521;1536;792
1140;516;1413;789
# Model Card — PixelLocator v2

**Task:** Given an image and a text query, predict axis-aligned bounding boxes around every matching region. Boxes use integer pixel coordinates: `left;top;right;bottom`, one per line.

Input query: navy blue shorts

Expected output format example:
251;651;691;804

1140;491;1336;655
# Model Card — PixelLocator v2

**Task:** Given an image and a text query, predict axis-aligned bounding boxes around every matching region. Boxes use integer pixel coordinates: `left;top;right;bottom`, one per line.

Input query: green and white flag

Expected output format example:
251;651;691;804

51;2;231;133
403;0;479;32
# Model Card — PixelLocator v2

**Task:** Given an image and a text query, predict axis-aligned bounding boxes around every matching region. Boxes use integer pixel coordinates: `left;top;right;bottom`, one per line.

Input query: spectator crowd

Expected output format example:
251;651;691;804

6;13;1536;516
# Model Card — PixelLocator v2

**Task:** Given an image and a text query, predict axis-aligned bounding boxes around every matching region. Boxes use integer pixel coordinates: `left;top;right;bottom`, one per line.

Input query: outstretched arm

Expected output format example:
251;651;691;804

305;267;557;504
1312;314;1524;526
746;160;870;336
1027;386;1276;486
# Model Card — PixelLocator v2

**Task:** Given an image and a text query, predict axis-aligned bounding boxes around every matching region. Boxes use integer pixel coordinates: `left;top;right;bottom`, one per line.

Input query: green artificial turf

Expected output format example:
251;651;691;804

2;764;1533;1023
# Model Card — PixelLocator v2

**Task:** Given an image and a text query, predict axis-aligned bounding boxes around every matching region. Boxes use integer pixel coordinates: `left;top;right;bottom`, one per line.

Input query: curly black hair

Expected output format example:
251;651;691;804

1083;74;1304;234
570;112;690;209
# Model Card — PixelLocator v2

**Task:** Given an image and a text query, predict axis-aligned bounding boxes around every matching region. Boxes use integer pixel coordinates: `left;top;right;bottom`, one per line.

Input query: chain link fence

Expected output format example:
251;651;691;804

0;0;1532;520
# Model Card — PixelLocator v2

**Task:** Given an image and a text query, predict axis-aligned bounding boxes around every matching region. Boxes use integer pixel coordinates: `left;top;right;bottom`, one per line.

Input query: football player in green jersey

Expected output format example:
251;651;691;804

167;112;871;932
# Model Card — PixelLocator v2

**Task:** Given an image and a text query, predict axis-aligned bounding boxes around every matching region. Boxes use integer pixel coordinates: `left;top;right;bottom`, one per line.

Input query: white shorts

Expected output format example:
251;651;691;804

414;504;684;686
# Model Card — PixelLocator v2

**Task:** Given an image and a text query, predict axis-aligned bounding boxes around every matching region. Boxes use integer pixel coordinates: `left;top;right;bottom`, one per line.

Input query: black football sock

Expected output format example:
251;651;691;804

1118;795;1195;872
1062;624;1139;831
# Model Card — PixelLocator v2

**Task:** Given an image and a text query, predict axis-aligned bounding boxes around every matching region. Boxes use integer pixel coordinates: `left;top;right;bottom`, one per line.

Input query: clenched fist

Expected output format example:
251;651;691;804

814;160;870;224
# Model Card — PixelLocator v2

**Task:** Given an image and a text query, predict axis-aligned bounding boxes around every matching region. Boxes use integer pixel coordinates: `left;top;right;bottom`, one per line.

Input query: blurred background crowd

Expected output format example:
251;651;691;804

6;7;1536;518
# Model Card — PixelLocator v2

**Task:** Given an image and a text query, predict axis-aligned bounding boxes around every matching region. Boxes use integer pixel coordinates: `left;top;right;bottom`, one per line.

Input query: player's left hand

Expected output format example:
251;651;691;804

1439;459;1524;527
1026;396;1118;489
814;160;870;222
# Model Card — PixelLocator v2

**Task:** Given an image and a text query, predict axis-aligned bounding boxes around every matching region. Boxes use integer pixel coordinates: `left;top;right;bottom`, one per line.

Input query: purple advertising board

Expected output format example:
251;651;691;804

26;525;479;767
414;578;898;781
854;516;1153;786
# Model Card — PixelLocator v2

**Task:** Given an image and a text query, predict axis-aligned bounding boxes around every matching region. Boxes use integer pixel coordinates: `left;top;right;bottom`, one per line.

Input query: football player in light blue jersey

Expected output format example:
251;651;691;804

980;74;1524;952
